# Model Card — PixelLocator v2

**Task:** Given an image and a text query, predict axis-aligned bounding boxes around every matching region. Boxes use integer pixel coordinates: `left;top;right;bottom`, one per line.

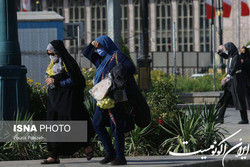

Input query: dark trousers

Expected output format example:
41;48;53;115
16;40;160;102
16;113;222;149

217;89;248;121
93;107;125;159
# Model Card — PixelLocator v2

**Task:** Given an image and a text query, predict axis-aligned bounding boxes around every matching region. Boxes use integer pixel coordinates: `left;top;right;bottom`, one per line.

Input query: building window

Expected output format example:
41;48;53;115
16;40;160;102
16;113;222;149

177;0;193;51
68;0;85;53
121;0;129;45
156;0;172;52
134;0;141;52
47;0;64;16
91;0;106;40
69;0;85;22
199;0;211;52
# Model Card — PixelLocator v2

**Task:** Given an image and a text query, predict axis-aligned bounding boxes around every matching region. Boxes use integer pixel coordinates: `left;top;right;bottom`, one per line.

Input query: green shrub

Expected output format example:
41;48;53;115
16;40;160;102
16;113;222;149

81;68;96;94
27;78;47;120
159;104;227;154
176;74;225;93
147;77;179;123
125;124;156;156
0;112;49;160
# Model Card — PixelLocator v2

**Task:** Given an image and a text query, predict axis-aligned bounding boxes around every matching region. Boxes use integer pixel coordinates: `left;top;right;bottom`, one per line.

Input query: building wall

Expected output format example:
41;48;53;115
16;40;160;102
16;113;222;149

17;0;250;52
223;0;250;48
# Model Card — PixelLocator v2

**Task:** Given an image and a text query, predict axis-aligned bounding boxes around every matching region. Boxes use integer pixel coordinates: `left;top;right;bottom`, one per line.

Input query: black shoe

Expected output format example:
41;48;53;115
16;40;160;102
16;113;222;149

40;157;60;164
215;118;224;124
100;155;116;164
85;145;94;161
238;120;249;124
111;158;127;165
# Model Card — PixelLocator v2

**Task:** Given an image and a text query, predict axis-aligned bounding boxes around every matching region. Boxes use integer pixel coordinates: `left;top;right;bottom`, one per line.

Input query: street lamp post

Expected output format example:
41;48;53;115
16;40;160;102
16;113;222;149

217;0;226;73
0;0;29;120
137;0;151;90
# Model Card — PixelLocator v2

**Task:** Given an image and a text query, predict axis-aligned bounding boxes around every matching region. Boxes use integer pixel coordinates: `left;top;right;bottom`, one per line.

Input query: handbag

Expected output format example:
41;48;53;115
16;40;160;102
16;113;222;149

111;53;128;103
89;52;118;101
89;73;112;101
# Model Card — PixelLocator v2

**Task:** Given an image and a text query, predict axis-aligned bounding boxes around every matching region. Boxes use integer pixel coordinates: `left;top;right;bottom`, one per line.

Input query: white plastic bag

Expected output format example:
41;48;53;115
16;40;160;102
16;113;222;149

89;73;112;101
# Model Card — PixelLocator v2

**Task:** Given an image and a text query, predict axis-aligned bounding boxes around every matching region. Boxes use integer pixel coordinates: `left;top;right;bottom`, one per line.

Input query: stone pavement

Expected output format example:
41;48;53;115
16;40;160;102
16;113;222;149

0;108;249;167
1;155;250;167
220;108;250;145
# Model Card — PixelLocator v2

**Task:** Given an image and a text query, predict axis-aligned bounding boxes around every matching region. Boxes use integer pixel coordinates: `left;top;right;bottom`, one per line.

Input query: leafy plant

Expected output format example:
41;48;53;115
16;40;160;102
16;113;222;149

125;124;155;156
27;78;47;120
159;104;227;154
201;104;228;148
0;111;49;160
147;78;179;123
83;94;96;120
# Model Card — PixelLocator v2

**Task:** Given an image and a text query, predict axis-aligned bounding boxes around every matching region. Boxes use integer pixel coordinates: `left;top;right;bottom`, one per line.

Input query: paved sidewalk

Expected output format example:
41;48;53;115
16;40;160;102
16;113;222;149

0;108;249;167
0;155;250;167
220;108;250;145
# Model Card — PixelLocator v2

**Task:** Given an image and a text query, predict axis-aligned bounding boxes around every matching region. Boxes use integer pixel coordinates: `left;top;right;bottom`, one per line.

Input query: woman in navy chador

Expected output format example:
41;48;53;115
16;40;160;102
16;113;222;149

83;35;150;165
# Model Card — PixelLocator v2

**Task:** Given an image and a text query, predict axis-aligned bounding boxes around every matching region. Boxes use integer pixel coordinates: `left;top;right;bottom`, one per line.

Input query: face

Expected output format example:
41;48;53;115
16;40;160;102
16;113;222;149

47;50;56;56
47;50;59;63
241;48;245;54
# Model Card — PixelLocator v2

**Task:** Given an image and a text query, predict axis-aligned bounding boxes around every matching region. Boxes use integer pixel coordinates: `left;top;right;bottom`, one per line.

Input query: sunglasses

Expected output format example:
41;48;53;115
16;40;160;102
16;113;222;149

47;52;55;56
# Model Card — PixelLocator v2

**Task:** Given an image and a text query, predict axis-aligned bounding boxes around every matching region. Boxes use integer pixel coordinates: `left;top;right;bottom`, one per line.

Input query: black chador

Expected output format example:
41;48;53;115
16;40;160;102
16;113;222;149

44;40;94;162
216;42;249;124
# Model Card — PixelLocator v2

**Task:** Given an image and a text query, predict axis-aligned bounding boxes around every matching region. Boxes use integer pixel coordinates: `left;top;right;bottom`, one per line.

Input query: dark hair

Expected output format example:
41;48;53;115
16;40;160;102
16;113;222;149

241;46;250;58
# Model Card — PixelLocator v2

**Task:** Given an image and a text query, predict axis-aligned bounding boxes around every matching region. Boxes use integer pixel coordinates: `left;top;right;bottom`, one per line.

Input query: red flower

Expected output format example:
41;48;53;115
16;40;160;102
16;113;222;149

158;119;163;125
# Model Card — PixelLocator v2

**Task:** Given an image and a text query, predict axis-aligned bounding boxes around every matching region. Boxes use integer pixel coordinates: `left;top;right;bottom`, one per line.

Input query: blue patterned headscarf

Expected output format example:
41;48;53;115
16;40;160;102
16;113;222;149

94;35;119;85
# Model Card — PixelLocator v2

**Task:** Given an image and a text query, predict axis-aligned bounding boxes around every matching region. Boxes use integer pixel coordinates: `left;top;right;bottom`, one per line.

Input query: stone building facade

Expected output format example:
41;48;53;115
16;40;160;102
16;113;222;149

16;0;250;53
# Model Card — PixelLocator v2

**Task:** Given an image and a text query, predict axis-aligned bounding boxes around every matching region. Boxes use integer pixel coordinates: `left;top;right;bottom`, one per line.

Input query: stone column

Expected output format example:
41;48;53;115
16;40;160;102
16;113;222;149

63;0;70;49
85;0;92;43
0;0;29;120
107;0;121;49
171;0;178;51
42;0;47;11
149;0;156;52
128;0;135;52
193;0;200;52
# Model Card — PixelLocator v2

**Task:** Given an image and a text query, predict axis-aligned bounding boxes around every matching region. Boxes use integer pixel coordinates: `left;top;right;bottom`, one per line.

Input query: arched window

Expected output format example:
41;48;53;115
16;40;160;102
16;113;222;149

177;0;193;51
199;0;211;52
91;0;106;40
69;0;85;22
69;0;85;53
121;0;129;45
134;0;141;52
47;0;64;16
156;0;172;52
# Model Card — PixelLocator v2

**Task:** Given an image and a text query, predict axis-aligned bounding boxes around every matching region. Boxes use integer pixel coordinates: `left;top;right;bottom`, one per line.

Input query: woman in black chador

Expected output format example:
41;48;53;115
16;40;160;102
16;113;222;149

216;42;249;124
240;46;250;89
41;40;94;164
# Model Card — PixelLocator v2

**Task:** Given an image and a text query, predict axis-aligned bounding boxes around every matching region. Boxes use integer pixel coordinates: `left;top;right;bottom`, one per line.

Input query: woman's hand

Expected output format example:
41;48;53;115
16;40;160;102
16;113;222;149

45;78;55;86
91;41;101;48
221;77;227;86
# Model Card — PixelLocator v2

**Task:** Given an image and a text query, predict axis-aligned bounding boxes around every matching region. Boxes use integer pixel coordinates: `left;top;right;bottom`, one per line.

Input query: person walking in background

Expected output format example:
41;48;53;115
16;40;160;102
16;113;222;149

41;40;94;164
216;42;249;124
240;46;250;88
